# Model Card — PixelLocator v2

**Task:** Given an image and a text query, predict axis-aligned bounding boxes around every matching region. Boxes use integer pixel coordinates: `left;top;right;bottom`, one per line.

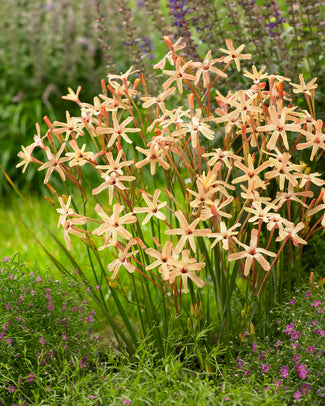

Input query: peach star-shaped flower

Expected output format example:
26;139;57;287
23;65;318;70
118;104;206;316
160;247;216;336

228;229;276;276
165;210;211;253
220;39;251;71
168;250;205;293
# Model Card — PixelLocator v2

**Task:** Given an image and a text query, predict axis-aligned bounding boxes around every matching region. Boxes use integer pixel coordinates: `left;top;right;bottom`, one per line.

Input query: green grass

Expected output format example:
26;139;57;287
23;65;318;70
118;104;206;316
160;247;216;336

0;193;89;274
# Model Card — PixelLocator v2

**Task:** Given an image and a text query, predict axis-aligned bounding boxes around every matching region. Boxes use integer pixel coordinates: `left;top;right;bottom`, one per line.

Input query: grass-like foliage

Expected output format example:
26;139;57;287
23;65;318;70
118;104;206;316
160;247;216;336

16;37;325;357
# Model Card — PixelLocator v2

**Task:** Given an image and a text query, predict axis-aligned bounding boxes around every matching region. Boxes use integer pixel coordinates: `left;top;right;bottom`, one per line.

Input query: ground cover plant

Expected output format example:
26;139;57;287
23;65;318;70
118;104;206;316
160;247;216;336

0;256;323;405
0;255;100;405
15;34;325;365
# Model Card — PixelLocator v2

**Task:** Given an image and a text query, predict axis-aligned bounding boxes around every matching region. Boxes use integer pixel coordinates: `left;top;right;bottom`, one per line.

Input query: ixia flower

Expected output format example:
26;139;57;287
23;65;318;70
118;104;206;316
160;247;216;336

96;111;141;148
38;143;70;184
133;189;167;225
108;239;139;278
219;39;251;71
228;228;276;276
165;210;211;253
168;250;205;293
92;204;137;248
191;50;227;88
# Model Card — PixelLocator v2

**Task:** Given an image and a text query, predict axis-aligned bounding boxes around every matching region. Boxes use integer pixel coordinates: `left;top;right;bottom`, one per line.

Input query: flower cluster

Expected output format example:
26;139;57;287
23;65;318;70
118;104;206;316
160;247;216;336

17;37;325;343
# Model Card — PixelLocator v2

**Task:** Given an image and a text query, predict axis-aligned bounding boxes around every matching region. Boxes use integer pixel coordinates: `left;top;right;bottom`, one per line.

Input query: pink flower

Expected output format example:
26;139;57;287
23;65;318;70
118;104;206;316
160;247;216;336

290;330;301;340
293;391;301;400
261;364;270;373
39;336;46;346
301;384;311;394
285;323;295;335
281;365;289;379
307;345;315;354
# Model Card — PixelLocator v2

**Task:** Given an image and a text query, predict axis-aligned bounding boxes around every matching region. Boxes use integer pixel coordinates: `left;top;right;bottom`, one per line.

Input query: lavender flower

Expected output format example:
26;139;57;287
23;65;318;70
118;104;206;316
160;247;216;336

169;0;198;60
140;36;155;61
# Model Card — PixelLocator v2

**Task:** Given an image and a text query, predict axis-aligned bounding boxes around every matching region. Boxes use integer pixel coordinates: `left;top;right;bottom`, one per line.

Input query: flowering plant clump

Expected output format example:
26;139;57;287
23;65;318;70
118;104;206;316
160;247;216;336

227;274;325;404
0;255;101;404
17;36;325;351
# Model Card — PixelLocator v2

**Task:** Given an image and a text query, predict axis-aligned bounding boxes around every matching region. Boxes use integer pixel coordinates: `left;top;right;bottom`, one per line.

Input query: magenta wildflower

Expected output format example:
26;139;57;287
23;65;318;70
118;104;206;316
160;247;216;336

36;276;42;283
301;384;311;394
39;336;46;346
275;340;281;348
311;300;321;307
289;299;295;305
281;365;289;378
7;385;17;393
9;274;14;280
290;330;301;340
296;363;308;379
291;341;299;351
305;291;311;298
252;342;257;351
25;372;36;383
285;323;295;335
307;345;315;354
292;354;300;363
261;363;270;373
293;391;301;400
121;399;131;405
236;358;244;369
2;257;10;262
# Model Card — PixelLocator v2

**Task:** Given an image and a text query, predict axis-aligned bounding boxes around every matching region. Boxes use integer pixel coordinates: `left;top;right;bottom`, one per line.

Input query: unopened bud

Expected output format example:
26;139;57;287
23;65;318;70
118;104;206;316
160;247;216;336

101;79;108;96
136;237;146;249
310;272;314;285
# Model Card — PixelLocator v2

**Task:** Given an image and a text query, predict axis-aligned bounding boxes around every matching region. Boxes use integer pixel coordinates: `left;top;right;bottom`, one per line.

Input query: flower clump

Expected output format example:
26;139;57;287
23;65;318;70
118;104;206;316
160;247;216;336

17;36;325;342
